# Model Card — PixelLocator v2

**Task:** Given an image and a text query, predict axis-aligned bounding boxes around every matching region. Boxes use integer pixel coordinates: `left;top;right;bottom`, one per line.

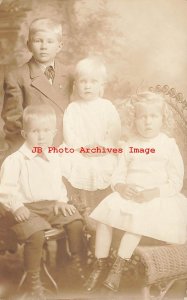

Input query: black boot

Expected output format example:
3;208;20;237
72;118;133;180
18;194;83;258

71;254;86;282
26;271;45;299
103;256;126;292
84;257;108;293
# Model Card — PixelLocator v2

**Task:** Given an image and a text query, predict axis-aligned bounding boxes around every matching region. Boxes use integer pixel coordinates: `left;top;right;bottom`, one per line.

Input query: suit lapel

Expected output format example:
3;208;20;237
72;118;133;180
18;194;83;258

29;58;67;112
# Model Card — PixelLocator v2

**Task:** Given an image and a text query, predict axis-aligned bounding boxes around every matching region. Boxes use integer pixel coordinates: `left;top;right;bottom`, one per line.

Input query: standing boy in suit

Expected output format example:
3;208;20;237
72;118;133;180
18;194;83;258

2;18;73;155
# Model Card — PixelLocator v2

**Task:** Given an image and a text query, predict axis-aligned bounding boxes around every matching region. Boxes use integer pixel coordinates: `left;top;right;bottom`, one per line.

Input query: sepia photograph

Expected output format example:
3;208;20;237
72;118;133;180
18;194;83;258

0;0;187;299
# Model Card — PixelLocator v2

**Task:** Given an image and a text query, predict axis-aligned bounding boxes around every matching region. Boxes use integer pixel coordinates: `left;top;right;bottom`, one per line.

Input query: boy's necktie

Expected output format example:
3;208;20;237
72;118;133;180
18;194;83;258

44;66;55;82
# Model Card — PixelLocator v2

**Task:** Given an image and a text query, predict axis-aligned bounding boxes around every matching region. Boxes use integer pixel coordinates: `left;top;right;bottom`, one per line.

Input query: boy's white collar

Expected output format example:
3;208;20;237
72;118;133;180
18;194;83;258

19;143;52;161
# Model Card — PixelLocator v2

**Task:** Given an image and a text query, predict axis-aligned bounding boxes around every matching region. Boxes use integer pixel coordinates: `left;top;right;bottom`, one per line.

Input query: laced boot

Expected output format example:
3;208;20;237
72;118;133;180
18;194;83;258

84;257;108;293
26;271;46;299
103;256;126;292
70;254;86;284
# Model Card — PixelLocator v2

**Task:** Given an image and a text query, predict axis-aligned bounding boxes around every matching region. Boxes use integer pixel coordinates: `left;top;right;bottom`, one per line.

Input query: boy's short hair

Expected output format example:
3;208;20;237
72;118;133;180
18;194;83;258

23;104;56;130
74;57;107;81
28;18;63;41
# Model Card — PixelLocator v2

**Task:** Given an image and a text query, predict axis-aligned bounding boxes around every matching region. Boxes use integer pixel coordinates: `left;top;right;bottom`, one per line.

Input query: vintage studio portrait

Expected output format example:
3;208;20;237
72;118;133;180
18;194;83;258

0;0;187;299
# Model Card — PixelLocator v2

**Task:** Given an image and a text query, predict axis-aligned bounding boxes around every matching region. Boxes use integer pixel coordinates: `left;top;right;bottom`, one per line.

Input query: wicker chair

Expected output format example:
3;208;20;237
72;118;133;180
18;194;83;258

116;85;187;300
134;244;187;300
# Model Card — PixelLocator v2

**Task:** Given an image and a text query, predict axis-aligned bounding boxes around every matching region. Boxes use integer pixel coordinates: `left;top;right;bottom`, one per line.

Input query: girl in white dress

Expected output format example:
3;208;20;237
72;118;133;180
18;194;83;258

84;91;187;293
61;57;121;215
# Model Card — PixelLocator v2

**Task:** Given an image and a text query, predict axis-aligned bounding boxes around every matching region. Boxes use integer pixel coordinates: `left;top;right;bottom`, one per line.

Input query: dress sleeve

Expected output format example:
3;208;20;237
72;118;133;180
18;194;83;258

101;101;121;147
0;154;24;212
158;139;184;197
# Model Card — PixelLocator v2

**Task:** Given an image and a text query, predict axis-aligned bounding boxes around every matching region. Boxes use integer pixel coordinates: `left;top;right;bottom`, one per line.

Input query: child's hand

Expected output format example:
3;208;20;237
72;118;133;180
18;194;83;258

13;206;30;222
54;202;76;217
134;188;160;203
114;183;139;200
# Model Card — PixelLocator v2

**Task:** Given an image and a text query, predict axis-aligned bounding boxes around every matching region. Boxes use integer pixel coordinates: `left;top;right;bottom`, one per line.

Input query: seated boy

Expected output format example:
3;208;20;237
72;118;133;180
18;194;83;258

2;18;73;155
0;104;85;299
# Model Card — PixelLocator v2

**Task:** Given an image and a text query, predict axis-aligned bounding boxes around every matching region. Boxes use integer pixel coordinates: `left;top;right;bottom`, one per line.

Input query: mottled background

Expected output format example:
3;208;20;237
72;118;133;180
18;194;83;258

0;0;187;97
0;0;187;146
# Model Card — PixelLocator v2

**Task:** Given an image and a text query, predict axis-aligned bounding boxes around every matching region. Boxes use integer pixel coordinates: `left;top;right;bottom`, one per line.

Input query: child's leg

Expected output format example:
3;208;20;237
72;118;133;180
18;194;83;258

84;222;113;292
118;231;142;259
64;220;86;282
104;232;142;292
64;220;84;256
23;230;45;297
95;222;113;258
24;230;45;272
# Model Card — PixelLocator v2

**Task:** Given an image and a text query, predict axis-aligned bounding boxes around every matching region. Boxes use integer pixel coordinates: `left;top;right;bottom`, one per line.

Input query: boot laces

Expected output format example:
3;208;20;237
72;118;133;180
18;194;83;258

112;257;125;274
30;273;45;298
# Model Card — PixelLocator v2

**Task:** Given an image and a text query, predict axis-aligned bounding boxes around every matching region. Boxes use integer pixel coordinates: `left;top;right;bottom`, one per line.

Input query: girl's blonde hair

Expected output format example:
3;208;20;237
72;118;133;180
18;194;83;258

74;57;107;81
124;91;174;136
23;104;56;130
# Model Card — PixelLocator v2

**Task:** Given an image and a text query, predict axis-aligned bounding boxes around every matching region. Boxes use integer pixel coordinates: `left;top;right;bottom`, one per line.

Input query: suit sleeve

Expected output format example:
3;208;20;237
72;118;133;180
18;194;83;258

2;68;24;153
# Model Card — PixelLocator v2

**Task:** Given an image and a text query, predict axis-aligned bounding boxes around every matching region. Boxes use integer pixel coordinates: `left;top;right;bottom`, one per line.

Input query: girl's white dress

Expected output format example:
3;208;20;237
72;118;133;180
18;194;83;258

90;133;187;244
61;98;121;191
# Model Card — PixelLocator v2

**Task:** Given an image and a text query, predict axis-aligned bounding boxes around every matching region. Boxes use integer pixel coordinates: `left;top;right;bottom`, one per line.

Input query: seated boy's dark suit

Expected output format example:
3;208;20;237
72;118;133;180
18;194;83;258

2;57;73;153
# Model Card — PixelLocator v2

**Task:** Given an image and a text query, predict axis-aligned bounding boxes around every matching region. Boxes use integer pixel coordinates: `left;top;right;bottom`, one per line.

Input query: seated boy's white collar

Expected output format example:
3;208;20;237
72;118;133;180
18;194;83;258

19;143;53;161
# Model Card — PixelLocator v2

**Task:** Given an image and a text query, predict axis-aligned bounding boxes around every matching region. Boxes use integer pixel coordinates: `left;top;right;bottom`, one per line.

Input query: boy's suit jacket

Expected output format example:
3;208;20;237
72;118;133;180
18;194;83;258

2;57;73;153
